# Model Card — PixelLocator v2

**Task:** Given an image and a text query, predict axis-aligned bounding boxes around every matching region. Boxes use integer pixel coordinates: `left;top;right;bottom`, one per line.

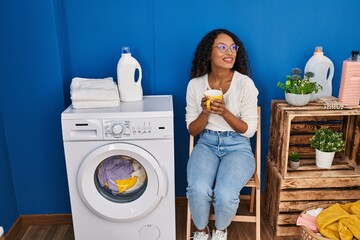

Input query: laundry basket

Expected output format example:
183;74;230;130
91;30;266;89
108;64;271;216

300;226;329;240
299;208;329;240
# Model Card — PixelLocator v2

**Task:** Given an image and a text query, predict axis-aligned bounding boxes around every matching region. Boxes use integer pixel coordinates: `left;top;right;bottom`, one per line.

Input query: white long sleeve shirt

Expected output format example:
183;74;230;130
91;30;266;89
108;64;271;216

185;71;259;138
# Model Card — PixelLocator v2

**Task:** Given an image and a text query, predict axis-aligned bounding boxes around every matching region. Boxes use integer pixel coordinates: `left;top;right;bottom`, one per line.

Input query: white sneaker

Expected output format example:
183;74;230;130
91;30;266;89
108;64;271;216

191;226;211;240
211;229;227;240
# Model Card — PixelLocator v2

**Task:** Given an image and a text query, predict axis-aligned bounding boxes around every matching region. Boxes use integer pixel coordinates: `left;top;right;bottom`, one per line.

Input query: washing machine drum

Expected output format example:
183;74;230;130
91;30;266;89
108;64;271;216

77;143;166;222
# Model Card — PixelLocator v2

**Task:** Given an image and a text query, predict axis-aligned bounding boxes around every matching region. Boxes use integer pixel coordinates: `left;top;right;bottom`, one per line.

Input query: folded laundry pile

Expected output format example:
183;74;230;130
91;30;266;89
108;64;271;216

70;77;120;109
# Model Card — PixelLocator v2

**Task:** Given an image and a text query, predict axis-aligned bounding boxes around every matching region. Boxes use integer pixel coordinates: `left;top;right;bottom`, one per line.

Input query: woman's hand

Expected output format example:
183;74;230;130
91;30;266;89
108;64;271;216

201;96;210;115
188;96;211;136
208;98;229;117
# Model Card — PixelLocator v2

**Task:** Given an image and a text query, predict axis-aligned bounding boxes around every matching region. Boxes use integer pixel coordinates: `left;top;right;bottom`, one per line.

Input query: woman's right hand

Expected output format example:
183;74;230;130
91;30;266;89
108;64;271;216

189;96;210;136
201;96;210;114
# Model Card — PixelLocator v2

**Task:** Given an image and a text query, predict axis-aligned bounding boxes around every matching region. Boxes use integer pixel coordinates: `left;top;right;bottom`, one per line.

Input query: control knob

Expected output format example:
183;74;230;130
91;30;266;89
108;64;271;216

111;123;123;135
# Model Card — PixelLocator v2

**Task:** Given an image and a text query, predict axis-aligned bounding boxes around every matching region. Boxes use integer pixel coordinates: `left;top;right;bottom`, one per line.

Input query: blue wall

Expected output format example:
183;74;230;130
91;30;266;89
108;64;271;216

1;0;359;234
0;113;18;232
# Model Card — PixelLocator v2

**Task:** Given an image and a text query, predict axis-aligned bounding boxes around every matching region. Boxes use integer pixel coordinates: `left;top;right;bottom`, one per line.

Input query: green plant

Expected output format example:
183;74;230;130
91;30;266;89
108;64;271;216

309;127;345;152
277;68;322;94
289;152;299;162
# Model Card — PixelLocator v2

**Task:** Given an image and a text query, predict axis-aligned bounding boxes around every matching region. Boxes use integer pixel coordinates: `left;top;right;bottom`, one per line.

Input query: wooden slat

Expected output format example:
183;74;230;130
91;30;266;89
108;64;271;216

263;160;282;235
279;112;292;176
291;115;343;123
280;189;360;201
279;200;349;212
268;100;282;167
281;177;360;189
244;177;256;187
290;123;343;134
276;226;300;237
288;163;354;172
285;169;360;178
286;157;356;173
289;134;313;145
351;116;360;163
277;213;299;225
287;109;360;117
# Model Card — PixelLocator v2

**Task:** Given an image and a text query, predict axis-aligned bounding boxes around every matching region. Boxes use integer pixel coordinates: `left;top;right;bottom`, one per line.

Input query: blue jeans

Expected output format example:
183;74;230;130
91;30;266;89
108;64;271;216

186;129;255;230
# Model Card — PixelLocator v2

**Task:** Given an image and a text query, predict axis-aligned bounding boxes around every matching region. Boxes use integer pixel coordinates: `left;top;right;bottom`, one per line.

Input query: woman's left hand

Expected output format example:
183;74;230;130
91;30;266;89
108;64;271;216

209;98;229;117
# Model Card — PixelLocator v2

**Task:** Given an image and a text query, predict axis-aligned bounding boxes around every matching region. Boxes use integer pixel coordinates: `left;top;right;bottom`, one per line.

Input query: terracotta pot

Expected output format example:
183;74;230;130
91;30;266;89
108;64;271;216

285;93;312;106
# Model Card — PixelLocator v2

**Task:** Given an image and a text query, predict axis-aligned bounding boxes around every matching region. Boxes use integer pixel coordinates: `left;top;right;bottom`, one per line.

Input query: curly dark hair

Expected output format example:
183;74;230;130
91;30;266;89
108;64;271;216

190;29;251;79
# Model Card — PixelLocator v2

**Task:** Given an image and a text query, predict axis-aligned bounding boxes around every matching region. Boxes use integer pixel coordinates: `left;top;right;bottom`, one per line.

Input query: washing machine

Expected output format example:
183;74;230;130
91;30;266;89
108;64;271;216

61;95;175;240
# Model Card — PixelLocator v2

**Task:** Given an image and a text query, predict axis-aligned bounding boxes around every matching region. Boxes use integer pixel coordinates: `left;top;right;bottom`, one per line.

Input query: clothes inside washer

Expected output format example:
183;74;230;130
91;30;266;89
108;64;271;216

129;161;147;192
97;156;134;194
97;156;147;195
114;176;138;193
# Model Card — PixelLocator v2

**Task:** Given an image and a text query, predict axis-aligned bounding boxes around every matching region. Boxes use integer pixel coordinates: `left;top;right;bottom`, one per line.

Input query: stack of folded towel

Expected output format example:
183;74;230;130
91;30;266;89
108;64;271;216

70;77;120;109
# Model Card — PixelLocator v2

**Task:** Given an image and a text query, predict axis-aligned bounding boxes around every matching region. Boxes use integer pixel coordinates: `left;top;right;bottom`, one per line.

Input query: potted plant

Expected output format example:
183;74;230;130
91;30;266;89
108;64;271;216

289;152;300;170
309;127;345;168
277;68;322;106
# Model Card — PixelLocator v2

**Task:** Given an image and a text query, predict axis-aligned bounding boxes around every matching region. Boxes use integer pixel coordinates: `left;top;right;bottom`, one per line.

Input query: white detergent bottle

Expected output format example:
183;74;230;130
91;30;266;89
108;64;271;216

117;46;143;102
304;46;334;100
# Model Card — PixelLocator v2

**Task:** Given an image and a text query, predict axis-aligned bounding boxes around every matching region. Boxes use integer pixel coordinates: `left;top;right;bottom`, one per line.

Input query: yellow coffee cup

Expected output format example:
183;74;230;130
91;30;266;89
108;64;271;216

204;89;223;109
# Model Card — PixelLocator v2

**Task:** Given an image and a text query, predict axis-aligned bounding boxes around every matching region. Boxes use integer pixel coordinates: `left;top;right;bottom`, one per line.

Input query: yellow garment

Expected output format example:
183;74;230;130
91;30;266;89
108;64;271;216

115;176;138;193
317;200;360;240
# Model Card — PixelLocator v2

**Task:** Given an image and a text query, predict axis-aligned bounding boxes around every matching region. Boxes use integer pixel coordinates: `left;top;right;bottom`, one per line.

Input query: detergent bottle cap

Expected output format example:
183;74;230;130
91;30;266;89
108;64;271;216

314;46;324;55
122;46;131;56
351;50;359;61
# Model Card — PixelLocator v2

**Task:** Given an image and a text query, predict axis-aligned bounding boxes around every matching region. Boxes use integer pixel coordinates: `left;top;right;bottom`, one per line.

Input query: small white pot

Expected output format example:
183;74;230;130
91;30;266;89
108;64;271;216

315;149;335;168
289;160;300;170
285;93;312;106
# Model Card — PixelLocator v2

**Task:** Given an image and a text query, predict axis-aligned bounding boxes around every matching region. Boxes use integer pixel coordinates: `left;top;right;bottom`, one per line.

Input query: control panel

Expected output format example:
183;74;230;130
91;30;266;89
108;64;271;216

103;118;172;140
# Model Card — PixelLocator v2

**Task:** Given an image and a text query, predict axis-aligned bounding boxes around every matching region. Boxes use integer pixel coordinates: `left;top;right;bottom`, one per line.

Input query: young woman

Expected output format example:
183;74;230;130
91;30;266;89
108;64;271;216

185;29;259;240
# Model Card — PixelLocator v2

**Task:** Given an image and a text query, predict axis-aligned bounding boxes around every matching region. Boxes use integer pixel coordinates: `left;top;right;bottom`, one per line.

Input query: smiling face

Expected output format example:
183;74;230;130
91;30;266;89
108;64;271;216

210;33;237;71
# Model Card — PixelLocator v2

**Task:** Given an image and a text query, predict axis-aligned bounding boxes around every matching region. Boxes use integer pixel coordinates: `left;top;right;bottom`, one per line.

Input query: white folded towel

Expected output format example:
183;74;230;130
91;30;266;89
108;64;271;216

71;89;120;101
72;100;120;109
70;77;117;90
70;76;120;103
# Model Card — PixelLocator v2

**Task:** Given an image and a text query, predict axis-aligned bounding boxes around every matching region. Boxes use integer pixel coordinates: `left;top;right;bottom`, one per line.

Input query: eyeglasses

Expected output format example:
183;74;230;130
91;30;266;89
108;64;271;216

213;43;239;53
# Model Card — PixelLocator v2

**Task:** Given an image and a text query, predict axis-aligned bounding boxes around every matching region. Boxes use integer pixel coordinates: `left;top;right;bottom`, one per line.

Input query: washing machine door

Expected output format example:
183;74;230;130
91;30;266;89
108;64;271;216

77;143;166;222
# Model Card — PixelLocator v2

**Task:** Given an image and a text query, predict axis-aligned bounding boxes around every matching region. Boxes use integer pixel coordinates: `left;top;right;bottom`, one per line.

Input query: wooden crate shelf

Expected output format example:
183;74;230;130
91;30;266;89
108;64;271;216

264;100;360;237
268;100;360;178
264;160;360;237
